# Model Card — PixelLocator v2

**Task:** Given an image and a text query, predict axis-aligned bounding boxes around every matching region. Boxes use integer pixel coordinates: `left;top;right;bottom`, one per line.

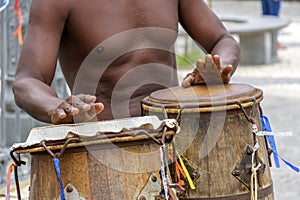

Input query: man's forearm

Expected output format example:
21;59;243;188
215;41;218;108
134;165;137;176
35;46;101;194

12;78;64;123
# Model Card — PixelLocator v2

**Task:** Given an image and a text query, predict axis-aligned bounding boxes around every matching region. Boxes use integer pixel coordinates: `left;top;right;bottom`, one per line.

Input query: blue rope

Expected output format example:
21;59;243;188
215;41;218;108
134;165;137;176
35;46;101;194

53;158;66;200
261;115;299;173
260;115;280;168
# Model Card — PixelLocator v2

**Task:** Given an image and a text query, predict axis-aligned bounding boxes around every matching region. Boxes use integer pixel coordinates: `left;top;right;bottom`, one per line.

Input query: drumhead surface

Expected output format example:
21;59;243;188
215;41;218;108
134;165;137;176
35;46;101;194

142;83;263;113
149;83;257;103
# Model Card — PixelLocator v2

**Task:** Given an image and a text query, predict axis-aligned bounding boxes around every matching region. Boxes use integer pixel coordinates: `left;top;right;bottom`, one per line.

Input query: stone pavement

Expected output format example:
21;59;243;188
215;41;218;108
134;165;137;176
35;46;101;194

214;1;300;199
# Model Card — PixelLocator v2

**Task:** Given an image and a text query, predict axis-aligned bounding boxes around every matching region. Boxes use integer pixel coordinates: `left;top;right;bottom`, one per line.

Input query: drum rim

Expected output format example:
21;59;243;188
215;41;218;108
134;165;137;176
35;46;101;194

14;130;175;154
141;84;263;113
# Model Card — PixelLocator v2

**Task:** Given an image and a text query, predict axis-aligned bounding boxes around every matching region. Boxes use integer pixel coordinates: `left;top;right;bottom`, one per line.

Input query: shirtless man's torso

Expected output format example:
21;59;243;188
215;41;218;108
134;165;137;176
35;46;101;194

13;0;240;124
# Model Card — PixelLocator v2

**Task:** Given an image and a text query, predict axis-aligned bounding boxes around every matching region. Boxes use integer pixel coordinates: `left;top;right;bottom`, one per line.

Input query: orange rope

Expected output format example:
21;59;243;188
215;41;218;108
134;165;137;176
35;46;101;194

13;0;23;45
6;163;17;200
175;161;186;186
168;151;186;186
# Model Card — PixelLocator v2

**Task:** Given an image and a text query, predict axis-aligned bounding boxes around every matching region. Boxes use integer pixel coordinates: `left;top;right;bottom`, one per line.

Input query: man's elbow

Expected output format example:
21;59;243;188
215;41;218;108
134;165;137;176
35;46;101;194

12;78;26;109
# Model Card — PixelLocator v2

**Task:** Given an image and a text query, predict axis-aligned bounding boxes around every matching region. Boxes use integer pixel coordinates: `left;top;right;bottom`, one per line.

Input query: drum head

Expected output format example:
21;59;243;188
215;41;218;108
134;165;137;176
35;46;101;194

142;83;263;112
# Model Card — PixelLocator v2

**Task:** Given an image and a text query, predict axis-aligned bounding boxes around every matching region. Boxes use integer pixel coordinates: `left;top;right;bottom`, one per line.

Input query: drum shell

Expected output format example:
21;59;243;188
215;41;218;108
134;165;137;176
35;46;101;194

141;84;274;199
28;139;162;200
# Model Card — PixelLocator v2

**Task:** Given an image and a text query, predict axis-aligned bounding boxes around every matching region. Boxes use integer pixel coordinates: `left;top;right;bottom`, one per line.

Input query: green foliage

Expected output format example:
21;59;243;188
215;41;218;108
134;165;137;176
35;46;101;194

176;50;205;68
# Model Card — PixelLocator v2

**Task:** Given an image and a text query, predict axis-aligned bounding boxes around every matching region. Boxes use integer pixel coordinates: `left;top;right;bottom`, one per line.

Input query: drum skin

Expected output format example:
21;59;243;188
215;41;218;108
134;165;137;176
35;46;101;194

142;84;274;200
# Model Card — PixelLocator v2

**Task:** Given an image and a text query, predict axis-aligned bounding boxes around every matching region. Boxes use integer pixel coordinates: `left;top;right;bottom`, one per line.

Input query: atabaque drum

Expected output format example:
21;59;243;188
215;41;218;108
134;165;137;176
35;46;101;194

141;83;274;199
11;116;178;200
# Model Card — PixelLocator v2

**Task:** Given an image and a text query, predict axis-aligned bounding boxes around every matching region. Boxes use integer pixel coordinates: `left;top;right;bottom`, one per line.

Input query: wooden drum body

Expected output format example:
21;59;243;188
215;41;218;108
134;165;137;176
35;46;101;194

141;83;274;200
12;116;177;200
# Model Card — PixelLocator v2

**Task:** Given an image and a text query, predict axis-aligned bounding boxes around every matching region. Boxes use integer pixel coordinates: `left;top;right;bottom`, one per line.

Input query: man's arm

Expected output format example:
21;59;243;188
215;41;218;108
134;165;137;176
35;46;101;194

179;0;240;86
12;1;103;124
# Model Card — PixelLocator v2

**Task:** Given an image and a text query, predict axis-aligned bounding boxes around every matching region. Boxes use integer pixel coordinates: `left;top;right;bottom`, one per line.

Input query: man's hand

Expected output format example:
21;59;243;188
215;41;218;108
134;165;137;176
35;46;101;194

48;94;104;124
181;54;233;87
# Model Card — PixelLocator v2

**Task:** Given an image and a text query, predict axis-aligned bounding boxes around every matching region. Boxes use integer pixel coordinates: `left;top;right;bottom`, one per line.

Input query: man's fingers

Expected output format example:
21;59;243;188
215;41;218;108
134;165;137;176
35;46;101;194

204;54;213;69
196;59;205;70
63;103;80;115
78;94;97;103
49;96;104;124
74;103;104;122
220;65;233;84
198;55;219;71
213;55;221;70
54;101;79;115
50;108;67;124
57;109;67;119
222;64;233;75
66;95;91;111
190;54;234;85
66;94;99;111
205;54;213;61
94;102;104;114
87;103;104;115
181;74;195;87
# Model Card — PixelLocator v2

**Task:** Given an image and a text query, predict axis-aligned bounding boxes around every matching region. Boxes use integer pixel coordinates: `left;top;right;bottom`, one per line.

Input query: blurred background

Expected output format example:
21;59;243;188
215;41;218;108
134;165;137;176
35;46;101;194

1;0;300;199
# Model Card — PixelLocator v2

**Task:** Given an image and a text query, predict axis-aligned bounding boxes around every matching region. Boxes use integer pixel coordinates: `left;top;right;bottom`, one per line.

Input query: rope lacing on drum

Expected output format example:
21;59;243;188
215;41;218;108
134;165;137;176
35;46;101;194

251;162;261;200
9;149;26;200
6;163;17;200
249;141;260;200
237;99;264;195
41;138;81;200
236;100;256;125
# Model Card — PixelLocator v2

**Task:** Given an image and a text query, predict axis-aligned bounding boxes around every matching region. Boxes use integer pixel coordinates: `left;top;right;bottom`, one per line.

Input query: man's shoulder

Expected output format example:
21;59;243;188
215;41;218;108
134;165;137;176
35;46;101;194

30;0;71;17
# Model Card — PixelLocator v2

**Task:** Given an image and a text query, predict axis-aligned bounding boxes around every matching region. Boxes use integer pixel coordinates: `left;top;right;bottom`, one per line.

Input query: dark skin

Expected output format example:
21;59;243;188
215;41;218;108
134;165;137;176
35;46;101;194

13;0;240;124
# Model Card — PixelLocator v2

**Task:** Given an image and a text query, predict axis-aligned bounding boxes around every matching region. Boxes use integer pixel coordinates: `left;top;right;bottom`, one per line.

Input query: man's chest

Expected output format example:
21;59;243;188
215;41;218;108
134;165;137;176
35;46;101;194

61;0;179;58
66;0;178;41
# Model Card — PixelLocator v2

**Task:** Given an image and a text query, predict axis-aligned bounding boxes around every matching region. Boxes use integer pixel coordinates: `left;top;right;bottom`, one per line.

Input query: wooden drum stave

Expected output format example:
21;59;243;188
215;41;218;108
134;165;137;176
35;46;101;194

141;83;274;200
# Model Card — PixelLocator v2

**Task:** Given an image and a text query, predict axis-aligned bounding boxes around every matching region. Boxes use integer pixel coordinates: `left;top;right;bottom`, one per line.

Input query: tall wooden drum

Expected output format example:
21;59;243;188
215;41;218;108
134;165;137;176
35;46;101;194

141;83;274;200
